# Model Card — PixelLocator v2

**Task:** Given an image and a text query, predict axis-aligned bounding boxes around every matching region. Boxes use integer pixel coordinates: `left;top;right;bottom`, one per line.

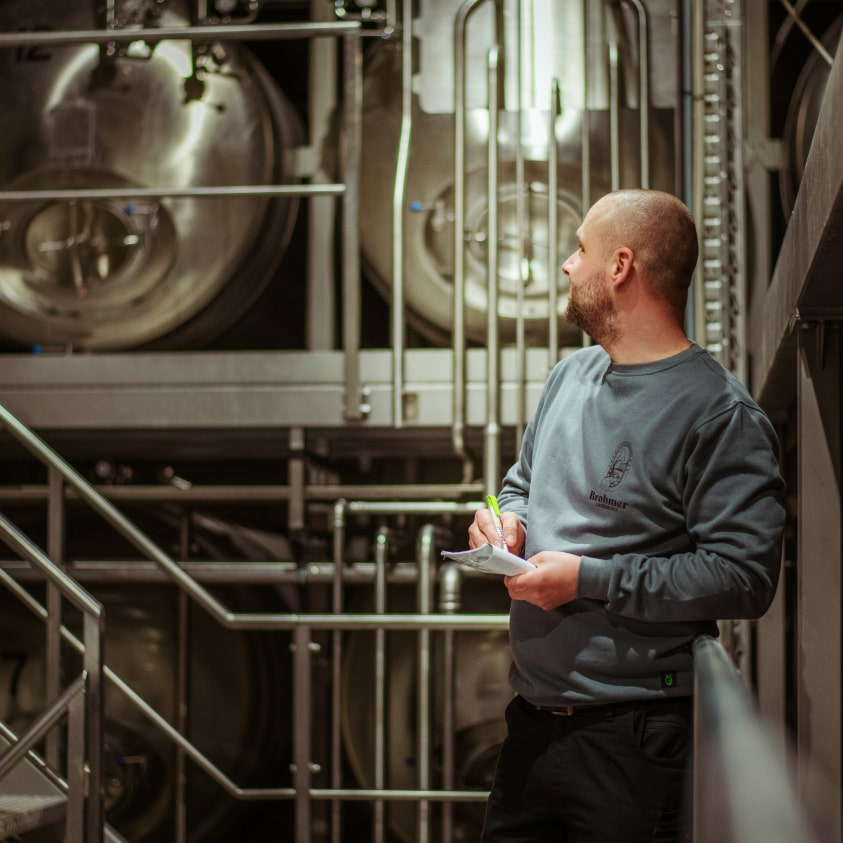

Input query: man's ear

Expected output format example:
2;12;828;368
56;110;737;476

611;246;634;289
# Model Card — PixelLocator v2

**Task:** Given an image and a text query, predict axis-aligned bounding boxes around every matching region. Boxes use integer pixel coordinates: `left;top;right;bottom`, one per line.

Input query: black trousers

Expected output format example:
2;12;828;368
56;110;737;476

481;695;693;843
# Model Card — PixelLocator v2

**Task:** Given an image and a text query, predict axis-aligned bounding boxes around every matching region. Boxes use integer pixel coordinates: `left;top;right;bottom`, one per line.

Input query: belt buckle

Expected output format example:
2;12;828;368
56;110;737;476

550;705;575;716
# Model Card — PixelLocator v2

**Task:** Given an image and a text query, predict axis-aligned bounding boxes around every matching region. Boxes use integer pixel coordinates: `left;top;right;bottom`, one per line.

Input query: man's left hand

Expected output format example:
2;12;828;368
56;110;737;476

503;551;581;610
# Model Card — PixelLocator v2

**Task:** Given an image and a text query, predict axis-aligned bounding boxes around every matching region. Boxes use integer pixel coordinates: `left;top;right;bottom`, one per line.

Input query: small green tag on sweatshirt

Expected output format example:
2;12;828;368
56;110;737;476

660;671;676;689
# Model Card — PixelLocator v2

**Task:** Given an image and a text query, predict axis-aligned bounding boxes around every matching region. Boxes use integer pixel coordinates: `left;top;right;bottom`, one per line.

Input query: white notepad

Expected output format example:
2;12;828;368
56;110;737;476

440;543;535;576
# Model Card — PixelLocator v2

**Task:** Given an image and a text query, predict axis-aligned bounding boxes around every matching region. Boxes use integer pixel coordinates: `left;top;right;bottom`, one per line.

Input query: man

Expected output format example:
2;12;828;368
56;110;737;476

468;189;786;842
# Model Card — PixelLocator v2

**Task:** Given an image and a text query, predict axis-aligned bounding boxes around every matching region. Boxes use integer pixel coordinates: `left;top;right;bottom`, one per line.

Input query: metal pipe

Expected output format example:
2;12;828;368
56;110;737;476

307;0;339;350
416;524;436;841
485;45;502;497
0;483;485;503
0;512;102;618
45;467;63;771
0;184;345;202
374;528;390;843
438;562;463;843
513;0;527;454
620;0;651;187
0;558;507;586
82;611;105;843
680;0;698;340
293;624;314;841
608;28;621;190
581;0;591;214
175;519;190;843
548;79;560;369
0;21;361;48
342;31;365;421
331;500;347;843
452;0;492;484
391;0;414;429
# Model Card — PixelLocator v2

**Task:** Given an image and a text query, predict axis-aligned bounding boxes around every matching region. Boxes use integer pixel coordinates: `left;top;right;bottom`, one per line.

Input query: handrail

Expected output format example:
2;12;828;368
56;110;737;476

692;635;821;843
0;404;507;828
0;512;104;842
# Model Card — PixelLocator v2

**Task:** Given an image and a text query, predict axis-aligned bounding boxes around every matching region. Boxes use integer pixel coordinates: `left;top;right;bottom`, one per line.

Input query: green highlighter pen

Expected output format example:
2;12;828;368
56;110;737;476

486;494;507;545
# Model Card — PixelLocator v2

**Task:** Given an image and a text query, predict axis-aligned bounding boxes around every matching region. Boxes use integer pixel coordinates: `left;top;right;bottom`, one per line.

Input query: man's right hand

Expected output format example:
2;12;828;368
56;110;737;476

468;508;525;555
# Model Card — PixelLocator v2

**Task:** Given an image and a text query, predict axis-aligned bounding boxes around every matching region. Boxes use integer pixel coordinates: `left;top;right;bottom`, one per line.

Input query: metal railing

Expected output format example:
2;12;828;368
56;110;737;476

0;513;105;843
692;634;821;843
0;402;507;842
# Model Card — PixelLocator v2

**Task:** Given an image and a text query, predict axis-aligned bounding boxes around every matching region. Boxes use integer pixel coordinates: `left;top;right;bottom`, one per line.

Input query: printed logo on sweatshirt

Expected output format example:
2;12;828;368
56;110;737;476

601;441;632;490
589;441;632;512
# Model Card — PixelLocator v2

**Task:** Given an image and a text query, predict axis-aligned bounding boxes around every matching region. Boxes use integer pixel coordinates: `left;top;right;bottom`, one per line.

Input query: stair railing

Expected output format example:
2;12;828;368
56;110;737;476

0;511;104;843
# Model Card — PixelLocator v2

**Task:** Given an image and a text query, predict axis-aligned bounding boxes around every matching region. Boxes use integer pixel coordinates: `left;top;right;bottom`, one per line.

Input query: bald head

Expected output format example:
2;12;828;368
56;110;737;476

586;189;699;312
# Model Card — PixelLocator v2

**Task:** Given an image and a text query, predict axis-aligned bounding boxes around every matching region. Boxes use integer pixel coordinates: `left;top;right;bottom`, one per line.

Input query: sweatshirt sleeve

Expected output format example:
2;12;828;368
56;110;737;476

577;402;786;622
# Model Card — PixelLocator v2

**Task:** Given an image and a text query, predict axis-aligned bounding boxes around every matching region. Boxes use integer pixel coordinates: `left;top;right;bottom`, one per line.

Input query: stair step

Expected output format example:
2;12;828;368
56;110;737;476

0;793;65;837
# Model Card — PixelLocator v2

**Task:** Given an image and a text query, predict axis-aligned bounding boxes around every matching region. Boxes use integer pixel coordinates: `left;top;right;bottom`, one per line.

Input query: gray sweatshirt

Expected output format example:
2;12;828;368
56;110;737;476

497;343;785;706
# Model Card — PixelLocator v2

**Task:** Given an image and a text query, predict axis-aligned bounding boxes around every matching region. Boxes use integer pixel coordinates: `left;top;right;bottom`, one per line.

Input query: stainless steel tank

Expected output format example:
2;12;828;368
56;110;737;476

359;0;678;345
778;14;842;218
0;509;292;843
0;0;301;350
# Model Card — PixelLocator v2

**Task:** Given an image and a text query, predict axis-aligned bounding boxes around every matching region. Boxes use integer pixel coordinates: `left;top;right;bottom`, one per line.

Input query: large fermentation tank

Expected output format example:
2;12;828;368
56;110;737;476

359;0;679;344
0;0;301;350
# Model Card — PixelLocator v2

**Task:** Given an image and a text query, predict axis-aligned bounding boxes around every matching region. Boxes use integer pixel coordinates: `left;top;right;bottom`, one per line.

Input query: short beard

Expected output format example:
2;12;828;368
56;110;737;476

565;282;620;346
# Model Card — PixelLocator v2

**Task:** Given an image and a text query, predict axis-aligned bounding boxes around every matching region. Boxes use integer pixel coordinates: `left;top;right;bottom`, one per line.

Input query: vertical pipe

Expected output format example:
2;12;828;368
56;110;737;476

621;0;651;187
416;525;435;842
608;30;621;190
45;466;63;771
513;0;527;454
548;79;560;369
331;500;347;843
391;0;414;428
439;562;463;843
65;681;85;841
680;0;699;340
342;31;364;421
82;610;104;843
293;624;313;842
453;0;492;483
581;0;591;214
373;528;390;843
175;516;190;843
307;0;338;350
485;45;501;498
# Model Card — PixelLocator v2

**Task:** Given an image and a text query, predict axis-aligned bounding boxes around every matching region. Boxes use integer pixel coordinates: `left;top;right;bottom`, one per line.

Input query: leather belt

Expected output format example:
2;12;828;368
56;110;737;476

517;695;615;717
516;694;691;718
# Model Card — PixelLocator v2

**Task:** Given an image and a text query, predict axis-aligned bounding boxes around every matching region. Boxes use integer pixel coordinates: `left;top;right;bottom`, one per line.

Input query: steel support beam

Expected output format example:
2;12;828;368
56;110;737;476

796;323;842;840
751;24;843;413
